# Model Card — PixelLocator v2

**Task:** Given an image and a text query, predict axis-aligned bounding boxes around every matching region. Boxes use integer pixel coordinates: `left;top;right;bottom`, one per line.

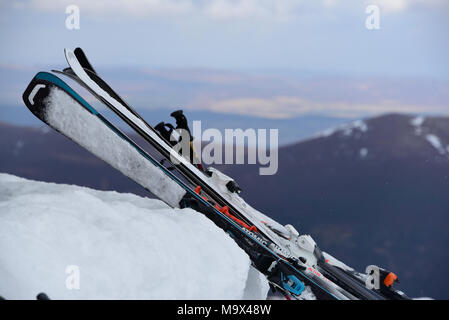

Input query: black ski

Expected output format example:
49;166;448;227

74;47;96;74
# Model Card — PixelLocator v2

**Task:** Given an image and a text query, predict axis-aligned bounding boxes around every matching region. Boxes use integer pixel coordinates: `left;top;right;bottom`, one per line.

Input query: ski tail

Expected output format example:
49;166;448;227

74;47;97;74
317;261;384;300
22;72;186;208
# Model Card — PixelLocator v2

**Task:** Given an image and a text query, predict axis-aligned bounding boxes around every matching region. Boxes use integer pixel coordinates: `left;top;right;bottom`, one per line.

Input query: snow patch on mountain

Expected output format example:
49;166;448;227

0;173;269;300
317;119;368;139
410;116;425;135
319;127;336;138
342;120;368;136
425;134;447;155
409;116;449;157
410;116;425;127
359;148;368;158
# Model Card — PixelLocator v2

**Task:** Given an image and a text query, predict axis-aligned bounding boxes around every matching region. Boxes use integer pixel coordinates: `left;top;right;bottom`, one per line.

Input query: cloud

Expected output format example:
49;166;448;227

25;0;195;18
364;0;448;13
365;0;408;13
9;0;446;21
202;0;304;21
11;0;299;20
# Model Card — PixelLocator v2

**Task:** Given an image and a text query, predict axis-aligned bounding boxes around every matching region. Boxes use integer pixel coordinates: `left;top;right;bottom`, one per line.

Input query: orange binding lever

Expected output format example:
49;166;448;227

383;272;398;288
194;186;258;233
215;205;258;233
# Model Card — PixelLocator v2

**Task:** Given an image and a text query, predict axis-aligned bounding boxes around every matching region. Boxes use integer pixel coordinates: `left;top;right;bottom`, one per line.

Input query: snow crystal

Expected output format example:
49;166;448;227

43;87;186;208
0;173;269;300
425;134;446;155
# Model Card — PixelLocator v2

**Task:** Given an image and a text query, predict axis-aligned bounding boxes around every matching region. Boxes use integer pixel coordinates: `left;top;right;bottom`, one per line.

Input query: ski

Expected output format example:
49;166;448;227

316;260;384;300
22;71;351;300
74;47;96;74
54;47;399;300
55;48;289;250
328;265;410;300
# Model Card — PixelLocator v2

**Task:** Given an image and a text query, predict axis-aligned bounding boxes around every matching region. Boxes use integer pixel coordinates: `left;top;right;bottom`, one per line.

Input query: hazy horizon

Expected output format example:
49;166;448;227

1;1;448;122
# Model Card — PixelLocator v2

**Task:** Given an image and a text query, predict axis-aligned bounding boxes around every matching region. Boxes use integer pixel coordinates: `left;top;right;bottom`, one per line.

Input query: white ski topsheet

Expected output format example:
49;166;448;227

64;48;288;252
43;85;186;208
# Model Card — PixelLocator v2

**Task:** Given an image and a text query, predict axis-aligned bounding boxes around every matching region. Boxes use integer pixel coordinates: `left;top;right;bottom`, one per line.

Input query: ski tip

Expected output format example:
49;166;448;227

22;72;52;122
64;48;76;61
73;47;97;74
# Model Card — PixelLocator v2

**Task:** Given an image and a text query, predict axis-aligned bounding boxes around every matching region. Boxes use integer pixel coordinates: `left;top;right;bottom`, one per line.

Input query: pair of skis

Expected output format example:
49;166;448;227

55;49;292;254
22;48;404;300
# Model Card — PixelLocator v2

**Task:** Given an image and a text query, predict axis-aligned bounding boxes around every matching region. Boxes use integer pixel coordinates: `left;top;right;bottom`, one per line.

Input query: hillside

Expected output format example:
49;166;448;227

222;114;449;298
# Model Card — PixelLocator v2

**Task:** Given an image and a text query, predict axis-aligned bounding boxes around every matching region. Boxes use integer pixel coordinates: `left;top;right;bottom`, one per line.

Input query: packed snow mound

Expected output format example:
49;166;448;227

0;173;269;300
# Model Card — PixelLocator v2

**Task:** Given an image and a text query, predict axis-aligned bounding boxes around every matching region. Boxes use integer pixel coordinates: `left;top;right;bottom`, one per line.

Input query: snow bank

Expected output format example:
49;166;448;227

0;173;269;300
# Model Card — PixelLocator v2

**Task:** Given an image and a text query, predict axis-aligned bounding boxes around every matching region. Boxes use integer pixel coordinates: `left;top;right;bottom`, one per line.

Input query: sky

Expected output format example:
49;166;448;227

0;0;448;119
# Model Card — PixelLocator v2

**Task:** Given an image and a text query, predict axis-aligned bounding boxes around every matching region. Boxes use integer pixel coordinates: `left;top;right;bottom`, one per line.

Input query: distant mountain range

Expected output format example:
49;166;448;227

0;104;352;146
1;113;448;298
219;113;449;299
